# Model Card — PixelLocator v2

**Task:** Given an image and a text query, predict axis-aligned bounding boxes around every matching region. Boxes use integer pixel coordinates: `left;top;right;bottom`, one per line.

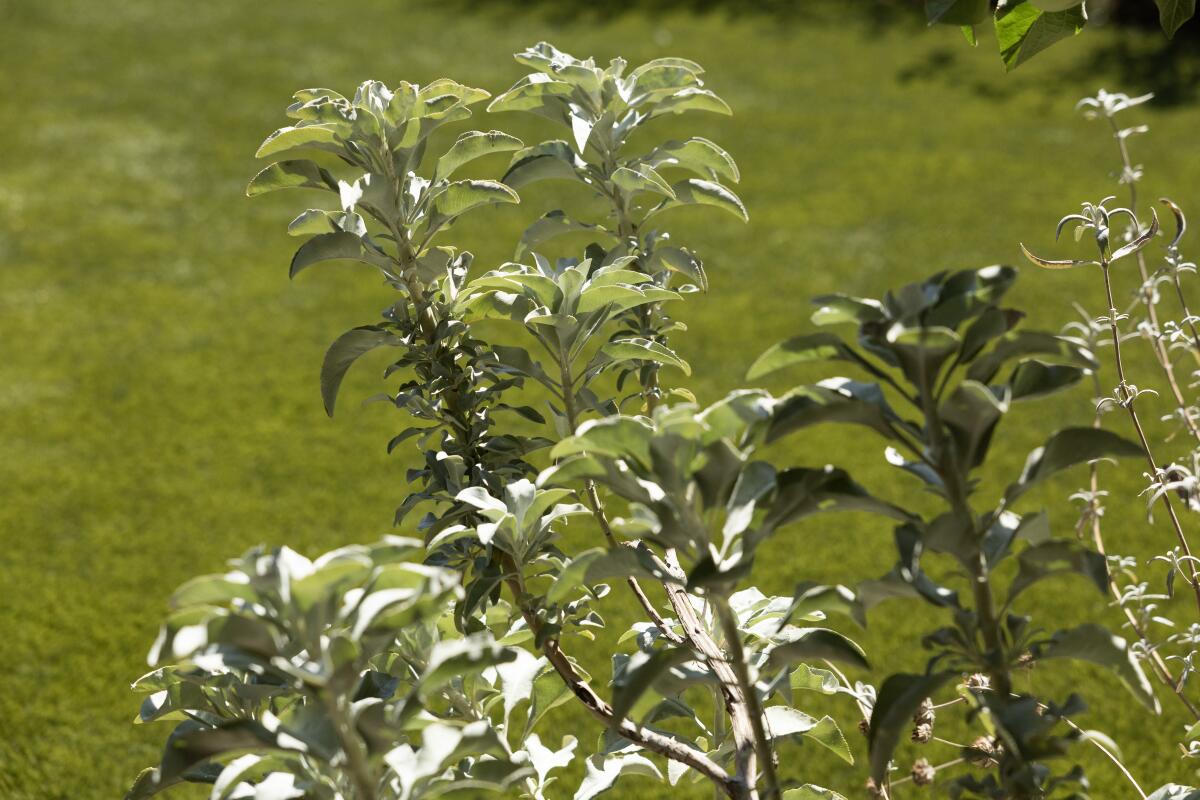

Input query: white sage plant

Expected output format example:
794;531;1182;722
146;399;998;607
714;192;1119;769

127;46;1165;800
1024;88;1200;795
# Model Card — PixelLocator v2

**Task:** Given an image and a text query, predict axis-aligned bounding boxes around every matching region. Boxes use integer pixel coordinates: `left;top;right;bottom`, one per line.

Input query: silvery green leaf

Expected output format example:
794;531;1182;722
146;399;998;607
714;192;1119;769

211;754;277;800
503;140;589;189
599;338;691;375
170;573;254;610
810;294;886;326
802;716;854;764
723;461;776;540
884;324;961;389
647;178;747;222
320;326;400;416
611;646;691;721
666;758;690;787
764;705;817;737
1147;786;1200;800
495;649;545;726
784;583;865;628
782;786;848;800
524;734;578;799
959;306;1025;363
435;130;524;181
432;179;519;220
746;333;852;380
385;720;512;800
524;664;575;738
517;211;614;259
789;664;841;695
611;164;676;199
289;231;393;278
246;160;336;196
414;78;490;108
629;56;704;80
157;719;296;786
254;124;342;159
488;73;575;115
766;627;869;670
549;415;655;463
629;63;703;99
569;109;595;153
419;635;516;697
640;137;739;183
646;246;707;291
287;209;366;238
646;87;731;118
548;547;678;604
290;87;348;105
573;752;662;800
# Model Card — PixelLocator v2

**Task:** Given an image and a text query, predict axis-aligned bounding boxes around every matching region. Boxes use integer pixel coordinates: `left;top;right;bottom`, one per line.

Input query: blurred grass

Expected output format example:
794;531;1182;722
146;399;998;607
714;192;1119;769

3;0;1200;796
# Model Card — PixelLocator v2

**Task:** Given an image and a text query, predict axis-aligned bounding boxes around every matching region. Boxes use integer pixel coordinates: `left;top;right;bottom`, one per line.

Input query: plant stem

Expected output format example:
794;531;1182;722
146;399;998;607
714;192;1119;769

1045;699;1148;799
498;557;739;796
660;551;758;793
1082;372;1200;720
558;354;685;642
322;690;377;800
917;347;1013;698
886;758;966;788
1103;116;1200;440
1171;272;1200;364
595;140;754;796
713;685;728;800
715;596;778;800
1099;258;1200;615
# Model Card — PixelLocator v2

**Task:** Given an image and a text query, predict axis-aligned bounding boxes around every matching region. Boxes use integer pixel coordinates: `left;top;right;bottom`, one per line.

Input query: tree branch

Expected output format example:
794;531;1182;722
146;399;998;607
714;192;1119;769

499;563;740;796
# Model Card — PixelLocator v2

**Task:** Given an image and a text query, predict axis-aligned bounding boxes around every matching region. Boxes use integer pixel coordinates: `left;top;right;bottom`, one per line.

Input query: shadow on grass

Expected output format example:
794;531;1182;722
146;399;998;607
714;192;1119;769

427;0;922;33
433;0;1200;107
1068;31;1200;107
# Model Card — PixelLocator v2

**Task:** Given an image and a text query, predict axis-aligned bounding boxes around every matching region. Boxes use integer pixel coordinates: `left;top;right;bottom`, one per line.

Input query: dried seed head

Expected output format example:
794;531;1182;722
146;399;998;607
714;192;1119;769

911;722;933;744
965;673;990;691
968;736;999;769
911;758;936;787
913;697;935;726
1015;651;1035;669
858;717;871;737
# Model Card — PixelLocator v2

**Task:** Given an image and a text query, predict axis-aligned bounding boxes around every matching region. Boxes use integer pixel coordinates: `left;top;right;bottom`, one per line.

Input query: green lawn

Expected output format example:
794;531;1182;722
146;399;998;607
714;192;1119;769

3;1;1200;796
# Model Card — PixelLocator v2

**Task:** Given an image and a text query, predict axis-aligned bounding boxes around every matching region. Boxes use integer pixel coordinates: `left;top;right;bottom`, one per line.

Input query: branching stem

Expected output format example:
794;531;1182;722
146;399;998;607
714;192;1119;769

1098;258;1200;615
715;596;778;800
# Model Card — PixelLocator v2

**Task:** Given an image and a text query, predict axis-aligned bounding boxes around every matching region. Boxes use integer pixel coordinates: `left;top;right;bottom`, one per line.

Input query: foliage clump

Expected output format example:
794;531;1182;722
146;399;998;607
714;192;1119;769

125;43;1183;800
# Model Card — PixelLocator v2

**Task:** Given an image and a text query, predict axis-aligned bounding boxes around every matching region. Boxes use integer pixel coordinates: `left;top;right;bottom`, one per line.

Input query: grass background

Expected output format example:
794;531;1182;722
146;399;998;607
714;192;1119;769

3;0;1200;796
